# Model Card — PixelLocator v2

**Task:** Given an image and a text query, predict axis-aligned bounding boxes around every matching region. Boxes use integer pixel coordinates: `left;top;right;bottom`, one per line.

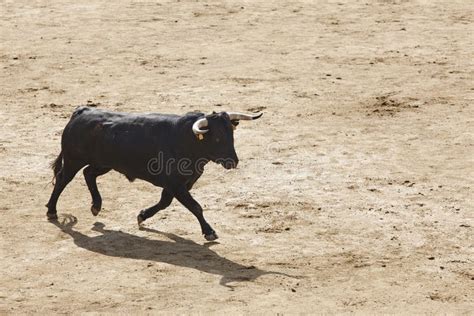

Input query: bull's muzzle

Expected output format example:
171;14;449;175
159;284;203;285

219;158;238;169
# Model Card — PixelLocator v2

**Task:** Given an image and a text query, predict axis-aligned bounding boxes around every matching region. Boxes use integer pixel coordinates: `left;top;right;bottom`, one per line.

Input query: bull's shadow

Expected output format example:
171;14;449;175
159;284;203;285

51;215;293;288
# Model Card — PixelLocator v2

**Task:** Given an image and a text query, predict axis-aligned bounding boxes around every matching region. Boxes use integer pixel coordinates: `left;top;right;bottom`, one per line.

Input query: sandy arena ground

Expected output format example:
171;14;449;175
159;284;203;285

1;0;473;314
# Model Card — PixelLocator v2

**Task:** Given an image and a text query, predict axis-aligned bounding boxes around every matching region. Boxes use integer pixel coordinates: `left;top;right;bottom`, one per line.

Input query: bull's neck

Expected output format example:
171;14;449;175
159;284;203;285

173;127;211;164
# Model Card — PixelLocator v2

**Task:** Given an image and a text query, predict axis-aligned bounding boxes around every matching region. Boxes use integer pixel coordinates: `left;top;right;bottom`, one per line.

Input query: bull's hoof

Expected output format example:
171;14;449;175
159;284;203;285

204;232;218;241
137;213;145;226
46;212;58;221
91;205;101;216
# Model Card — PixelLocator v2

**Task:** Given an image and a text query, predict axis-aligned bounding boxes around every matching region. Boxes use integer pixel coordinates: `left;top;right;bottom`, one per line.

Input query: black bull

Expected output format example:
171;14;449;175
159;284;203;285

46;107;262;240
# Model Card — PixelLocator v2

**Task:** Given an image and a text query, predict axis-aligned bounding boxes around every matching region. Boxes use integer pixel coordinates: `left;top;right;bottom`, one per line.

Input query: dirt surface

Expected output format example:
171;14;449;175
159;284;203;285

1;0;473;314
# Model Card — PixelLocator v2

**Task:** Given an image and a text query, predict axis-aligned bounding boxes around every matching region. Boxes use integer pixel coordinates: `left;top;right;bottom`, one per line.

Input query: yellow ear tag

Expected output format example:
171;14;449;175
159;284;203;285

197;134;204;140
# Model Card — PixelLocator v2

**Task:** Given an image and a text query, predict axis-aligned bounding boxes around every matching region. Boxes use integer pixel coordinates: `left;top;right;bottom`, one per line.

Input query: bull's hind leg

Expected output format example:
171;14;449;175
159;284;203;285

83;166;111;216
46;158;85;220
137;189;173;225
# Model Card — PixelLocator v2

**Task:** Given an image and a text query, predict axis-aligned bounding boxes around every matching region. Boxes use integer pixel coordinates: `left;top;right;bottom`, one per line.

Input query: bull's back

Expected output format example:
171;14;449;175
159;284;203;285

61;107;179;181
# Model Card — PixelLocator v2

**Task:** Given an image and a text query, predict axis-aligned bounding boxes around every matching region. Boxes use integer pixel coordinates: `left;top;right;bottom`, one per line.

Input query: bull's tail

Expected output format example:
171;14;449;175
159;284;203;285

50;151;63;184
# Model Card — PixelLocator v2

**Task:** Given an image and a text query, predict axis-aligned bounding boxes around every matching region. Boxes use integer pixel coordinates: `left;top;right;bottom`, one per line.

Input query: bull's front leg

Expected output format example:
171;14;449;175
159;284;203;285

173;186;218;241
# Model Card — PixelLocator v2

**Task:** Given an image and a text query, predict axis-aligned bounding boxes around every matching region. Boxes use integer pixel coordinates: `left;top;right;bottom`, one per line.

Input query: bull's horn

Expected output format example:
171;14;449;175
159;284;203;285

192;117;209;135
227;112;263;121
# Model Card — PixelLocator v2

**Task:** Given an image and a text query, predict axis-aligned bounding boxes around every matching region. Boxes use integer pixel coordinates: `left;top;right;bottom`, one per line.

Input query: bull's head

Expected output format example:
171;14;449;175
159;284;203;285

192;111;263;169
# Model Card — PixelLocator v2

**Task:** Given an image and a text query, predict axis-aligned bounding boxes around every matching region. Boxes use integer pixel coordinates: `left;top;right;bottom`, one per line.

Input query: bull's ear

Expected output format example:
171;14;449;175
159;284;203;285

231;120;240;129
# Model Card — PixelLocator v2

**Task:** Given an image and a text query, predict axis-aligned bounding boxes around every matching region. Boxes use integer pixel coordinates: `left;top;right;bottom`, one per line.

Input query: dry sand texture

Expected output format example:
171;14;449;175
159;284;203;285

0;0;473;314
